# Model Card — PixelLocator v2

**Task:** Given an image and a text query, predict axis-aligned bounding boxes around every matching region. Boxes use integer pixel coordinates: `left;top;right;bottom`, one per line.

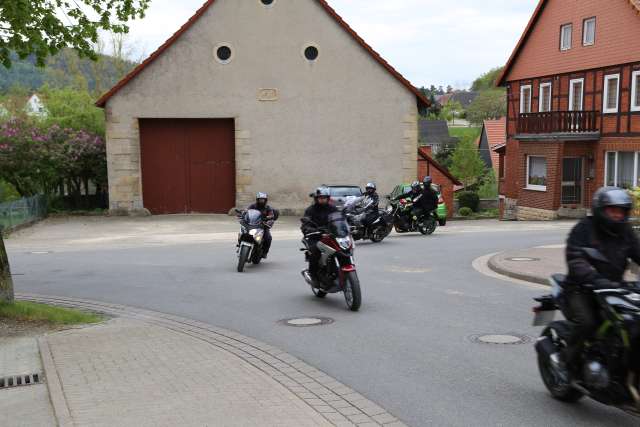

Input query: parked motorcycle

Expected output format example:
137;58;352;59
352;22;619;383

533;249;640;416
343;197;392;243
388;197;437;235
236;209;272;273
300;213;362;311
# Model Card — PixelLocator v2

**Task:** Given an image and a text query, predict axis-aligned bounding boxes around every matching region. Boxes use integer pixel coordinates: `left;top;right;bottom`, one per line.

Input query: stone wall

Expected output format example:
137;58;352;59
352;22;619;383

516;206;559;221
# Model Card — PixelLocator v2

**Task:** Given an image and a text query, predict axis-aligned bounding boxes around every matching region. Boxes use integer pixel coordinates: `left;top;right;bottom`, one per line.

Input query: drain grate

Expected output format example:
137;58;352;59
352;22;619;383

468;333;532;345
0;373;43;390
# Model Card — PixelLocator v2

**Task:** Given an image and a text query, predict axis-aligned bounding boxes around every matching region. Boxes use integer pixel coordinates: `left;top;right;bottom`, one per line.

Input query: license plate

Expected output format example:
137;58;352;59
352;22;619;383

532;310;556;326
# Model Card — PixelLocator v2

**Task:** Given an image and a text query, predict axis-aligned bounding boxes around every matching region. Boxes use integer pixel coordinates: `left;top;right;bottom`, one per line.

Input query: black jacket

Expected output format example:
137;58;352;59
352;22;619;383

248;203;276;220
566;217;640;289
416;187;439;212
301;203;339;236
363;192;379;213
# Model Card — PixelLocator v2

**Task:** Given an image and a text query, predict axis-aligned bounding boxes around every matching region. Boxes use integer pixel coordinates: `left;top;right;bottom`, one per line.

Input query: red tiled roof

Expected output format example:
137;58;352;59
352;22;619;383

483;118;506;175
497;0;640;86
417;147;462;186
96;0;430;108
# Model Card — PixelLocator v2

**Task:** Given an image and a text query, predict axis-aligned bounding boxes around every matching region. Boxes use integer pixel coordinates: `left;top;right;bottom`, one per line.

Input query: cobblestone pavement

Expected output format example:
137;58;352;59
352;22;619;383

0;337;56;427
20;294;406;427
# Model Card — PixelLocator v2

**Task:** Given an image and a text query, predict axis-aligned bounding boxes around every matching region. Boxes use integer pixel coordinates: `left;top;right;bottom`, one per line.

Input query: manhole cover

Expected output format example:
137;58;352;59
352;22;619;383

468;333;531;345
506;257;540;262
280;317;334;327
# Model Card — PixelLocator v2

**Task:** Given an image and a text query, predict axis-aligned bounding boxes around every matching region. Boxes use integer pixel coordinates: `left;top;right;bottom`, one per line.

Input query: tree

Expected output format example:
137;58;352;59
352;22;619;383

0;0;150;68
471;66;505;91
0;231;13;303
450;137;485;188
440;100;463;123
41;86;105;136
466;89;507;125
434;143;455;170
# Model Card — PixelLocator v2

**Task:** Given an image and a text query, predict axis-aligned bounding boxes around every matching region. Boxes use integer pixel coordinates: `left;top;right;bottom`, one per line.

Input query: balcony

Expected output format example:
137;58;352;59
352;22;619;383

516;111;600;141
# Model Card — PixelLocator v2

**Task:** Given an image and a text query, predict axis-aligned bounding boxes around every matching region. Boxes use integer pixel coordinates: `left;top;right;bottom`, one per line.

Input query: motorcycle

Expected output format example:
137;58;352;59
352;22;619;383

532;248;640;416
388;197;437;235
236;209;272;273
343;197;393;243
300;213;362;311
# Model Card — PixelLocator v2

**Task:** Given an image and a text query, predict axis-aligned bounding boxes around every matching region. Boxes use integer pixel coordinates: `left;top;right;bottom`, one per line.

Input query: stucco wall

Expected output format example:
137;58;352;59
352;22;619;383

104;0;419;213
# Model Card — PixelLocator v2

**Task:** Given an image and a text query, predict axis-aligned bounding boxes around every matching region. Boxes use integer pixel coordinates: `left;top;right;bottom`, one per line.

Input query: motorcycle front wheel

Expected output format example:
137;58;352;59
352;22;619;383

419;218;437;235
370;226;387;243
343;271;362;311
538;322;583;403
237;245;250;272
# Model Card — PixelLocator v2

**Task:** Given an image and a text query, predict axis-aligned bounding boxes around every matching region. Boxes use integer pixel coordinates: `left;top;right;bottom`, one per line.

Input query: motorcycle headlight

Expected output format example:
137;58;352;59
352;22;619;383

336;237;352;250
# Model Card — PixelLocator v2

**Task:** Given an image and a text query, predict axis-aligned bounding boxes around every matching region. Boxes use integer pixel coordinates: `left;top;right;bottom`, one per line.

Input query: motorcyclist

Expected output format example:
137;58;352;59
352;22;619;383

394;179;438;222
301;187;339;285
361;182;380;228
554;186;640;376
247;192;277;258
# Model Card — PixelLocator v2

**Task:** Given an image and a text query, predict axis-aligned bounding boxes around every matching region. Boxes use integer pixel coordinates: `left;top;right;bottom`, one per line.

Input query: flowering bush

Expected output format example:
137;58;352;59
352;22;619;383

0;117;106;197
628;187;640;219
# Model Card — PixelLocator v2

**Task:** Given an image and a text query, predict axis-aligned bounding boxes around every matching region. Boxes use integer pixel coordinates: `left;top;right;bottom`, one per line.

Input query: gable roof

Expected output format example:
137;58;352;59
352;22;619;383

497;0;640;86
483;117;506;149
96;0;430;108
417;147;462;186
418;120;459;146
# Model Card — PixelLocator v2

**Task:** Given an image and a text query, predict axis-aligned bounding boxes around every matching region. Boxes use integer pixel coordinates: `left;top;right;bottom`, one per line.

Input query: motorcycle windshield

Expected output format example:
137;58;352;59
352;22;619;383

243;210;263;227
328;212;349;238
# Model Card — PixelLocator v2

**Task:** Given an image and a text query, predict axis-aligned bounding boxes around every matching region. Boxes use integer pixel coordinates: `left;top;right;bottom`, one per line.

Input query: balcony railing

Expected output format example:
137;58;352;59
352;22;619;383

517;111;599;135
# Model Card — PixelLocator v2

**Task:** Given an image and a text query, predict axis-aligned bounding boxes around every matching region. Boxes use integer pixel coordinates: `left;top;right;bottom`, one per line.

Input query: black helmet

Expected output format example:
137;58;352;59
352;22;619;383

411;181;421;191
423;176;433;187
365;182;376;192
592;186;632;235
315;187;330;198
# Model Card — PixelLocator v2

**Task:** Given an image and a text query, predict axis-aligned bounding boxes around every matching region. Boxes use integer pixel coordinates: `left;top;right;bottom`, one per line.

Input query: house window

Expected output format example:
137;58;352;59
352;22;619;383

603;74;620;113
605;152;639;189
261;0;275;5
569;78;584;111
527;156;547;191
214;43;234;64
520;85;532;113
560;24;572;51
631;70;640;112
304;46;319;61
583;17;596;46
539;82;552;112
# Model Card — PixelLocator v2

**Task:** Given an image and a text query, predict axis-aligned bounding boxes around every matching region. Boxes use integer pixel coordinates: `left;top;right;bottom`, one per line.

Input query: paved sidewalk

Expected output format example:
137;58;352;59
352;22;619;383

21;294;406;427
489;246;637;285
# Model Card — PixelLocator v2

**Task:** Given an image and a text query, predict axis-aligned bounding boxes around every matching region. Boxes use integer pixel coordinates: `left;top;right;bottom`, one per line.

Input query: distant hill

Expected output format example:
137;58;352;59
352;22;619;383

0;50;137;95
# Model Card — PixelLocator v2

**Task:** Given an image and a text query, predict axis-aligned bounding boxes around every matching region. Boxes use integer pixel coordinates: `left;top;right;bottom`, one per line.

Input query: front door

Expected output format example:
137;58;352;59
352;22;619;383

561;157;583;205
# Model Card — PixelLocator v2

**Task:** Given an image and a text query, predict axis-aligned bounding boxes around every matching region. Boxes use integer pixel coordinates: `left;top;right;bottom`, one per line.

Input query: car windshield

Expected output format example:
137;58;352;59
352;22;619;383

243;209;263;227
328;212;349;238
330;187;362;197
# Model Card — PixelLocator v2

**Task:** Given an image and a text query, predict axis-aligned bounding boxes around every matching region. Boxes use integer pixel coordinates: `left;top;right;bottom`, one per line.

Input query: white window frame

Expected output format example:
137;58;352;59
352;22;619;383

520;85;532;114
604;151;640;188
526;155;548;192
569;78;584;111
583;17;596;46
603;74;620;114
539;82;552;112
560;24;572;51
631;70;640;112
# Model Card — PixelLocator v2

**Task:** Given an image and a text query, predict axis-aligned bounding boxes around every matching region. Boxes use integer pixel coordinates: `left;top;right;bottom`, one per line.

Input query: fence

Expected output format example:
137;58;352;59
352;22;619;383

0;195;48;232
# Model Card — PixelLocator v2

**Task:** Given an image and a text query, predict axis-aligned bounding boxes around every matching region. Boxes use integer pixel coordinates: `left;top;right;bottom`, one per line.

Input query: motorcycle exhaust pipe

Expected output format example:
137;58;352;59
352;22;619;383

627;373;640;412
535;336;557;359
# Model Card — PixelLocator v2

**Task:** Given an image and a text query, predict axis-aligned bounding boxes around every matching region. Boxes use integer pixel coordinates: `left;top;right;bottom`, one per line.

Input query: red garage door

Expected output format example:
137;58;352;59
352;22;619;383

139;119;235;214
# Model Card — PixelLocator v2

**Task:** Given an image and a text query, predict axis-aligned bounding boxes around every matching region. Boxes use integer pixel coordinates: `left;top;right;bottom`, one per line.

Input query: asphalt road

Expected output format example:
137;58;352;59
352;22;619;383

6;217;640;426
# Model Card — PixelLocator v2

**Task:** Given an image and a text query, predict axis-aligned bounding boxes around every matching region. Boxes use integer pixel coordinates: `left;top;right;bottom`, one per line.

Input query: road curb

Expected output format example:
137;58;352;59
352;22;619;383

18;293;407;427
38;337;74;427
487;253;550;286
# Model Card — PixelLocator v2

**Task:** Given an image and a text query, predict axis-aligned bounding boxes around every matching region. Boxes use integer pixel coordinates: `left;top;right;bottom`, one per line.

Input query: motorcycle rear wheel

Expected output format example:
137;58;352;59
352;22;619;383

343;271;362;311
237;245;250;273
370;226;387;243
538;322;583;403
419;218;437;235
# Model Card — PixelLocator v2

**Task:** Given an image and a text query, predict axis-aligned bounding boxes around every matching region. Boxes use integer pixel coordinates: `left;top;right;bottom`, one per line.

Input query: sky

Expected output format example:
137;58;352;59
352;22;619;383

118;0;539;89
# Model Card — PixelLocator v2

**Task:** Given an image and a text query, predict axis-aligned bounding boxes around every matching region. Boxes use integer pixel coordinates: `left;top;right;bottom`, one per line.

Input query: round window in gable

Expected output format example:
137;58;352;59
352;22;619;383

261;0;275;6
304;45;319;61
214;43;234;64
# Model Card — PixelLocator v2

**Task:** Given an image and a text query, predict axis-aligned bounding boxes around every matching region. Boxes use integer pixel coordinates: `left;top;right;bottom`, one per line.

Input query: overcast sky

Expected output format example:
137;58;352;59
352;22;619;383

120;0;539;89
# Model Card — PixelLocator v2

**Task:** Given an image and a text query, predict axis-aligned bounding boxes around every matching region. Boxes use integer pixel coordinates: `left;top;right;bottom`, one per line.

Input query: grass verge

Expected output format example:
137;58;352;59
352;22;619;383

0;301;103;325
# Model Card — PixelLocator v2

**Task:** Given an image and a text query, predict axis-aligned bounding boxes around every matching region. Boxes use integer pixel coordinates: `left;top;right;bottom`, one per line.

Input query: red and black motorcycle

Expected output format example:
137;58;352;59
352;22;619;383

301;213;362;311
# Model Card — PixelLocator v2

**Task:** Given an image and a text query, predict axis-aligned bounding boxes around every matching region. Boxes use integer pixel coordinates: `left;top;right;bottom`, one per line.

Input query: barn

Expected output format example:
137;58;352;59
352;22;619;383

97;0;429;215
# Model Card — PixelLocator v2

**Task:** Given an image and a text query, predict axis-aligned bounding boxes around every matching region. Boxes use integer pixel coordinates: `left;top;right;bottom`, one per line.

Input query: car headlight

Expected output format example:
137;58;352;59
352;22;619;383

336;237;352;250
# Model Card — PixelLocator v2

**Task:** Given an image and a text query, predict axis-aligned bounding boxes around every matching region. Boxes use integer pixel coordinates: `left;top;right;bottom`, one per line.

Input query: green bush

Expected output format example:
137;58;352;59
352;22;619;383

459;207;473;217
458;191;480;212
